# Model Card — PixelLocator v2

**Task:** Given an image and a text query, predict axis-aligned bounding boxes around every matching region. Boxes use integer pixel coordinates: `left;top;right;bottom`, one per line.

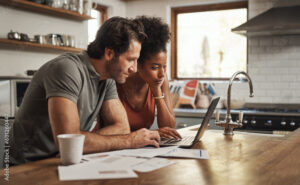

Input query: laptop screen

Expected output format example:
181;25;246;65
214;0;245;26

193;97;220;142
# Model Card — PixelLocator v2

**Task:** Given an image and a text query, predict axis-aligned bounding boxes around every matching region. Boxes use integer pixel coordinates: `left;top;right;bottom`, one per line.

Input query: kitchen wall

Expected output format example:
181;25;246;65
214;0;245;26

0;0;126;76
124;0;245;93
125;0;300;104
246;0;300;104
1;0;299;104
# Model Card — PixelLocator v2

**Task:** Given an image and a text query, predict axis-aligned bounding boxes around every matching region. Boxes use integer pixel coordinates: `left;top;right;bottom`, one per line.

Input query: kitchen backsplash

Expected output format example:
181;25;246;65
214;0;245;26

211;34;300;104
247;35;300;104
247;0;300;104
210;0;300;104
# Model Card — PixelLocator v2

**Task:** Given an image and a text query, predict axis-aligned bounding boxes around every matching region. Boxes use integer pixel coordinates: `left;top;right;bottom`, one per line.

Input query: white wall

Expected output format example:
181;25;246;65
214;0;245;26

0;0;126;77
125;0;244;81
246;0;300;103
1;0;300;104
125;0;300;104
99;0;127;18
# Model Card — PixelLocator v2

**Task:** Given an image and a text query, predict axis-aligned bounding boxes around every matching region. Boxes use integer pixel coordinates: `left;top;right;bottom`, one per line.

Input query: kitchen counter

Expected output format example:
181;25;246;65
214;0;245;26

1;126;300;185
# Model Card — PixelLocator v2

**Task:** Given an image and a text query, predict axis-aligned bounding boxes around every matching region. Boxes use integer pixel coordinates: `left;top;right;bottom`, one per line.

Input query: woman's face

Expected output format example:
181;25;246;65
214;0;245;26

138;51;167;85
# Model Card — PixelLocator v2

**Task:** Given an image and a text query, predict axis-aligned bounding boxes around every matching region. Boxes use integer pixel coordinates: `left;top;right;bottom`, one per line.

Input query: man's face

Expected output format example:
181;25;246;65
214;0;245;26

107;40;141;84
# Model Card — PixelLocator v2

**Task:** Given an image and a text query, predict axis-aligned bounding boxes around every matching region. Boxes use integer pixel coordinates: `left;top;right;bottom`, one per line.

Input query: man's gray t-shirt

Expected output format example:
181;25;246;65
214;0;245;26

11;52;118;165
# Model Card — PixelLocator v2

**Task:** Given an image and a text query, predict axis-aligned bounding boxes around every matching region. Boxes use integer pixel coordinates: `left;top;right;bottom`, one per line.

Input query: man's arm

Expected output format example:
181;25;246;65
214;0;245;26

48;97;160;154
96;99;130;135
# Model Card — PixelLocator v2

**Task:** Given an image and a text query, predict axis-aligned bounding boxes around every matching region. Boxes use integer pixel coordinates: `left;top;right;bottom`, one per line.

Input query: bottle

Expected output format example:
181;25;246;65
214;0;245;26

69;0;77;12
83;0;92;16
77;0;83;14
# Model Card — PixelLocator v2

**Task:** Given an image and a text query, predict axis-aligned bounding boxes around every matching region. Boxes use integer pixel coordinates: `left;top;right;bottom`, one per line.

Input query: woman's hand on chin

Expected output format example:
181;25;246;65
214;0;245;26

149;80;164;97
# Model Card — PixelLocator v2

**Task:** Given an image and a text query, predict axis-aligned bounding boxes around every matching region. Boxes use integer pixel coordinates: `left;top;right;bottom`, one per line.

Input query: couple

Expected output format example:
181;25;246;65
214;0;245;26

10;16;181;165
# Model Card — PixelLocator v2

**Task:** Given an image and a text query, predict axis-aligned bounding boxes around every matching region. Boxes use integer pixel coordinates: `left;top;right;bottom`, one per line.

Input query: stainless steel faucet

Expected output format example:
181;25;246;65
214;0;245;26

215;71;254;135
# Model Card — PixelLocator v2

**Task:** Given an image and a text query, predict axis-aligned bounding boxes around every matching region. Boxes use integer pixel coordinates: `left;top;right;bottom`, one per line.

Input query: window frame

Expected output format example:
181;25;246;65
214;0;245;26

170;1;248;80
92;3;108;24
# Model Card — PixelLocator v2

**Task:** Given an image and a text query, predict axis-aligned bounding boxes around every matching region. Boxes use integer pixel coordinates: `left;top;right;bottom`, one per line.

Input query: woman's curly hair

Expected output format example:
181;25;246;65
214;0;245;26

135;16;171;66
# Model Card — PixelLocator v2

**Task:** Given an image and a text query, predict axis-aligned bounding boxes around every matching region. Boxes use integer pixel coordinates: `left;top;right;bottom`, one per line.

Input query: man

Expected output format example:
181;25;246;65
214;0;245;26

10;17;160;165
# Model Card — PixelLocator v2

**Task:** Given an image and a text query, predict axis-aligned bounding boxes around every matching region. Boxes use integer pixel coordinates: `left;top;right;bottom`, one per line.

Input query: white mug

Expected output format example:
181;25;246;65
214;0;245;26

57;134;85;165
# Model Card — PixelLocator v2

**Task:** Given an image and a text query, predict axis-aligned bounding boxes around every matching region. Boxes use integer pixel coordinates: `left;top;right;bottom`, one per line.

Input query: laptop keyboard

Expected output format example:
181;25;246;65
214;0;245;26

163;136;195;145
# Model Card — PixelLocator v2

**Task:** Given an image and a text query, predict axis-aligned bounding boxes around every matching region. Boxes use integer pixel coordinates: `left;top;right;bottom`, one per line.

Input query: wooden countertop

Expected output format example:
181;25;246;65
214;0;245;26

1;127;300;185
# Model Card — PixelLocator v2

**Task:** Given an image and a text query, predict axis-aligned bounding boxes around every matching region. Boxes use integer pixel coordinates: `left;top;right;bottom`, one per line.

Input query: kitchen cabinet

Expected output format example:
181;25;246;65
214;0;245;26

151;110;222;130
0;0;93;21
151;117;205;130
174;117;220;129
172;108;222;129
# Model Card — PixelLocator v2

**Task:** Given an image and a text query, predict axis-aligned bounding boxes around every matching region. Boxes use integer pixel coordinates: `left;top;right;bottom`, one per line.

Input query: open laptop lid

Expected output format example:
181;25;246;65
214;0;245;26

191;97;220;144
160;97;220;148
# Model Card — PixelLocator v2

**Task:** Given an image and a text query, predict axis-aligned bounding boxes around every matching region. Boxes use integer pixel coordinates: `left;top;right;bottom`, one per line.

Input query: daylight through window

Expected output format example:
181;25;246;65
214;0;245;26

172;2;248;79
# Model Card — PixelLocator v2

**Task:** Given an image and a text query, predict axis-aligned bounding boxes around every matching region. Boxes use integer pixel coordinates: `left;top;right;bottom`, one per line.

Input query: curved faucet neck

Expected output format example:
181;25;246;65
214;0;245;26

227;71;254;117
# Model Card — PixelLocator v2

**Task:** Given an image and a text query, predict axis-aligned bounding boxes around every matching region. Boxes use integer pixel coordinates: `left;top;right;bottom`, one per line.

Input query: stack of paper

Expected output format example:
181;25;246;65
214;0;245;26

58;156;175;181
58;146;209;181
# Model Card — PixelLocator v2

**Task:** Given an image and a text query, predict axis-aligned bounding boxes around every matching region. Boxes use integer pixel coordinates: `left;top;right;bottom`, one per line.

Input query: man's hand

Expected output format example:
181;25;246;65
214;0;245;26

156;127;182;140
129;128;161;148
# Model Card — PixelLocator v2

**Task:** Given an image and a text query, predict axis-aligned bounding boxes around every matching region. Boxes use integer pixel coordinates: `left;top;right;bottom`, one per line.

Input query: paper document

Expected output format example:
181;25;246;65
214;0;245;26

58;160;138;181
132;158;176;173
84;146;179;159
161;148;209;159
111;146;179;158
59;146;208;181
59;155;176;180
83;155;147;167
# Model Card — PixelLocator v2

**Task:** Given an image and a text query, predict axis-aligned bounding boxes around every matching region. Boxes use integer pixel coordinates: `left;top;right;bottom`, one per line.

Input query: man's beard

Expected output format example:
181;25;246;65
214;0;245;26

106;57;126;84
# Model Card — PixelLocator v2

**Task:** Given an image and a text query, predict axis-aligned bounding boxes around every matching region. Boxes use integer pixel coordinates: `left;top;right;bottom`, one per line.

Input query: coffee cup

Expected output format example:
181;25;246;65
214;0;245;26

57;134;85;165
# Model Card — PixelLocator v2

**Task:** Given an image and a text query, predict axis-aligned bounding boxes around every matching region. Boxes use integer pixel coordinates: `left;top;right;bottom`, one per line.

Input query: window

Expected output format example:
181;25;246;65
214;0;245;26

171;2;248;80
88;3;108;43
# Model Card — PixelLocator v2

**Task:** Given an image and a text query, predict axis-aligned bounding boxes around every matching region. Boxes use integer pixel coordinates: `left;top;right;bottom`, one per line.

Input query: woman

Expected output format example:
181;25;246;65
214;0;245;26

117;16;181;139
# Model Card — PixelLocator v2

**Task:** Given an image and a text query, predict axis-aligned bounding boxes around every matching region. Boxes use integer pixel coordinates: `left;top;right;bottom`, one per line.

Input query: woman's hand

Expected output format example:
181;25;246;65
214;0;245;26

149;77;165;97
156;127;182;140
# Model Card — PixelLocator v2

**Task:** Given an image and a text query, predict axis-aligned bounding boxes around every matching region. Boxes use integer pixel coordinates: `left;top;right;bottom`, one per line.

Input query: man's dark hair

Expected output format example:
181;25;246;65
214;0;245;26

87;16;147;59
135;16;171;66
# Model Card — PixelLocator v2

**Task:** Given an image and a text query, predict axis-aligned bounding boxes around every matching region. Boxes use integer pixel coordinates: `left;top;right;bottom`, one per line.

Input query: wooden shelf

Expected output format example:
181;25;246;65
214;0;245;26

0;0;93;21
0;38;83;53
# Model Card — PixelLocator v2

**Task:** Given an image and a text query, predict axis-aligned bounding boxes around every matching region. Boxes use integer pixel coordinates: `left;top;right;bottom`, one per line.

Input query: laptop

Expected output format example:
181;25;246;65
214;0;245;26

160;97;220;148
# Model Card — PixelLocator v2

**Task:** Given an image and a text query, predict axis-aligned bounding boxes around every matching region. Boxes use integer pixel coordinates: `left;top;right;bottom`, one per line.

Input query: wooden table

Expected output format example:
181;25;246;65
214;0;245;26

1;126;300;185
